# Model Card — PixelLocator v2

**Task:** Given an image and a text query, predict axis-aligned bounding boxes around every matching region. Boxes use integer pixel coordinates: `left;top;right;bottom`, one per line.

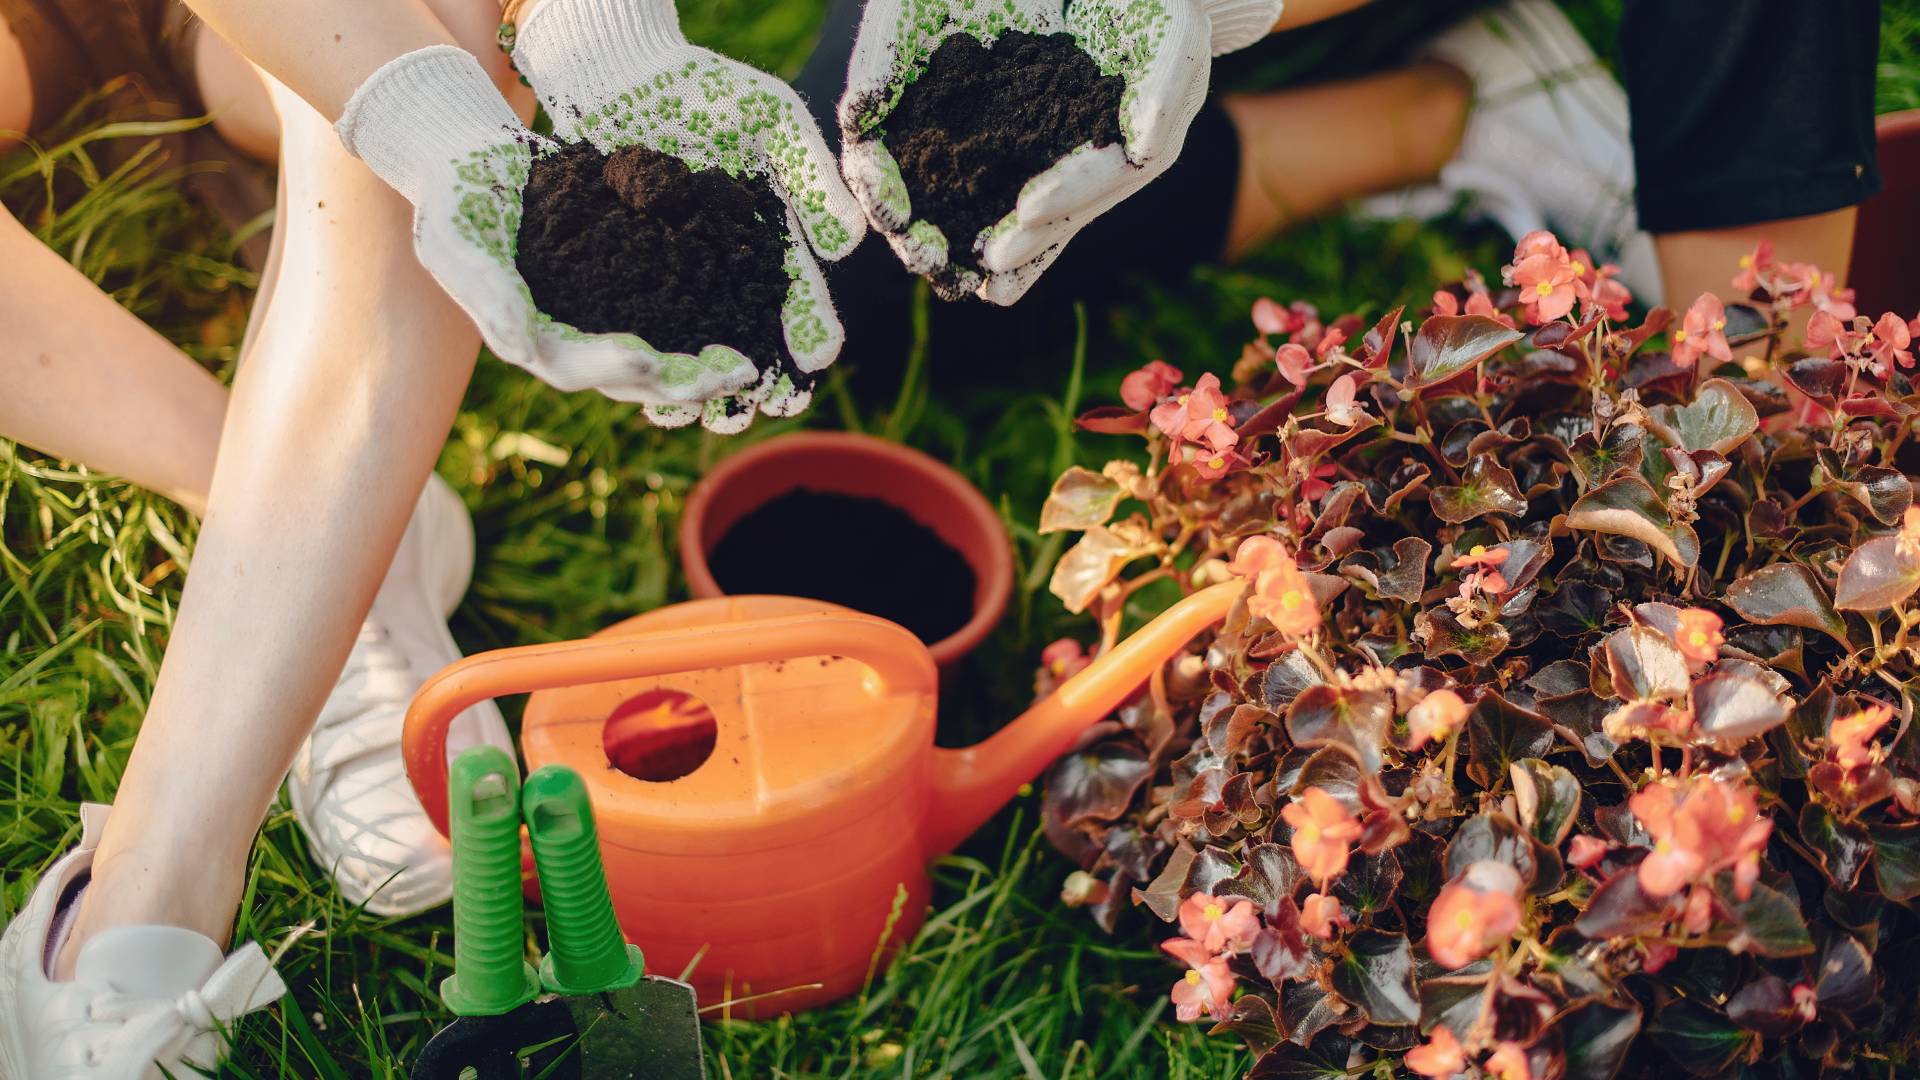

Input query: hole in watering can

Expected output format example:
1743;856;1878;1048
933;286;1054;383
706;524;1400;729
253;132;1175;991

602;688;718;782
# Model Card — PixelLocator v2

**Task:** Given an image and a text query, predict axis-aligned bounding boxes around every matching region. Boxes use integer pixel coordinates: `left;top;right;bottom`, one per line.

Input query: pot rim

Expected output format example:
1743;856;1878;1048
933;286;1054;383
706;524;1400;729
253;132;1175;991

679;431;1014;668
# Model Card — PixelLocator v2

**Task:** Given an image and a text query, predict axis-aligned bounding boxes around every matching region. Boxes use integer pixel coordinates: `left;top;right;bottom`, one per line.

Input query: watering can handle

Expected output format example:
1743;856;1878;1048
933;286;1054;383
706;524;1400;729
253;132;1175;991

402;612;937;840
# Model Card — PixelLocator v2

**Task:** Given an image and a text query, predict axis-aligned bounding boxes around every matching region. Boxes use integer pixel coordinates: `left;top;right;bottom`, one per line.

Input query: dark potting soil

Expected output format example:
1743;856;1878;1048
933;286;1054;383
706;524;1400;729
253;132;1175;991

515;142;808;392
880;30;1125;276
707;489;977;645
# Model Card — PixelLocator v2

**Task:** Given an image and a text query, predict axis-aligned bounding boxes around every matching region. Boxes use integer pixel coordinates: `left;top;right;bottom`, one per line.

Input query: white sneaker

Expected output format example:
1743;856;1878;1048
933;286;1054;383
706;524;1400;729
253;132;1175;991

286;473;514;917
1361;0;1663;304
0;805;286;1079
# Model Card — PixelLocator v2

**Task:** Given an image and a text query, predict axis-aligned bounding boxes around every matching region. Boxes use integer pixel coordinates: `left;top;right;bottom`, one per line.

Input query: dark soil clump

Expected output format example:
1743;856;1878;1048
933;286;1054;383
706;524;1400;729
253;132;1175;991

881;30;1125;275
707;489;978;645
516;142;802;386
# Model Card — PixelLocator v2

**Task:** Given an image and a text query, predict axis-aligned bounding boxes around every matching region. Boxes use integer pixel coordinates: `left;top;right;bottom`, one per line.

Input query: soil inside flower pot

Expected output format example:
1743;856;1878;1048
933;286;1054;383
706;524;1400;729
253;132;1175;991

880;30;1125;277
516;142;804;391
707;489;977;645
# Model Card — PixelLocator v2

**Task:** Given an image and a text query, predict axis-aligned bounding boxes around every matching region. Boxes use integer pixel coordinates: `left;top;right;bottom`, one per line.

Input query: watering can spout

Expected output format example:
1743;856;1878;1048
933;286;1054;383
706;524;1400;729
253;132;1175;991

923;580;1242;858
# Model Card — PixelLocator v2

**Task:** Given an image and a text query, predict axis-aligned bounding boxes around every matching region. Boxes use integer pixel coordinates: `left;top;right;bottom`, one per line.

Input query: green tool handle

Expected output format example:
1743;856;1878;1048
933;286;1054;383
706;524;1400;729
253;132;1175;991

440;745;540;1017
523;764;644;995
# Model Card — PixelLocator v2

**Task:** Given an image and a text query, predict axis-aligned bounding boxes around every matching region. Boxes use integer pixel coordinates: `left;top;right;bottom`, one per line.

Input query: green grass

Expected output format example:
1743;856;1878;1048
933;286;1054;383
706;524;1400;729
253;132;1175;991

3;4;1917;1077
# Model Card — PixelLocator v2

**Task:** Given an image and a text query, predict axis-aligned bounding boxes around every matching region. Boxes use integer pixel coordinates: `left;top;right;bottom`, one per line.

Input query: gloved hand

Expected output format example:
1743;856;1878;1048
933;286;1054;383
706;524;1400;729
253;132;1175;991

336;45;759;410
839;0;1284;306
512;0;867;433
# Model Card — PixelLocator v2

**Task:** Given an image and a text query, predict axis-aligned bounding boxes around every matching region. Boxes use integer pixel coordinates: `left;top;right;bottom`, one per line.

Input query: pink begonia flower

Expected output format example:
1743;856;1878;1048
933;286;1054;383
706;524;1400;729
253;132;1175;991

1630;776;1771;901
1673;607;1724;672
1252;296;1289;336
1120;360;1183;411
1831;704;1893;770
1040;638;1090;681
1177;892;1260;954
1435;287;1517;329
1486;1041;1533;1080
1514;229;1569;262
1229;536;1322;638
1405;1025;1468;1078
1300;891;1349;939
1407;688;1469;750
1570;248;1633;321
1275;342;1314;387
1868;311;1915;372
1150;374;1237;457
1568;834;1610;869
1777;262;1856;318
1510;253;1578;324
1282;787;1363;885
1732;239;1774;294
1315;326;1349;359
1324;373;1369;427
1161;937;1235;1022
1183;443;1239;480
1672;293;1732;369
1425;861;1524;969
1451;544;1511;596
1805;308;1860;358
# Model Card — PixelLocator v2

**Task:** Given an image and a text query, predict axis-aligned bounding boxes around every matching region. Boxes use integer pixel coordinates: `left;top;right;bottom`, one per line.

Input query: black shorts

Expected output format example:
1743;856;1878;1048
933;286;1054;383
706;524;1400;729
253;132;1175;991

1619;0;1883;233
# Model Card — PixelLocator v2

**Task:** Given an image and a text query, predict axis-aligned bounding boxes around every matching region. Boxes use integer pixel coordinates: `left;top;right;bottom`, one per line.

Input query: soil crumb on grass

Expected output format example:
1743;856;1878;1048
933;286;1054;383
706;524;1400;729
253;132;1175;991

516;142;799;381
708;489;978;645
882;30;1125;274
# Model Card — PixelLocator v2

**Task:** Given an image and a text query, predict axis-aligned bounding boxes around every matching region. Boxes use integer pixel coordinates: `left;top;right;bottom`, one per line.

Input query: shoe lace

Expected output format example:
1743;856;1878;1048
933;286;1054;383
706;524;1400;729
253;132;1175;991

80;944;286;1068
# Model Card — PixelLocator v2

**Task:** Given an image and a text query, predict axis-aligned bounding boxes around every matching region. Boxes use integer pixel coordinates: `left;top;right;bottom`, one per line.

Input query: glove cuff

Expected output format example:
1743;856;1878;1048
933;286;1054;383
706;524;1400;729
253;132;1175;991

1203;0;1284;55
515;0;689;114
336;45;527;202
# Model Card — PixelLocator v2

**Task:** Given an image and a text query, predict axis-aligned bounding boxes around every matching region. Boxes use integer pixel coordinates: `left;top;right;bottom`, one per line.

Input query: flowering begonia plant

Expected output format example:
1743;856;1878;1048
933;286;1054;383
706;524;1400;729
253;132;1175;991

1037;232;1920;1077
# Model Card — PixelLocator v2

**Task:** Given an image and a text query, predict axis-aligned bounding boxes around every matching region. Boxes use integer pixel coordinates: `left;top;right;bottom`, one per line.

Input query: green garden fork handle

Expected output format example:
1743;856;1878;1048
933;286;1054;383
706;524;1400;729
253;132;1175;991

439;745;541;1017
523;764;645;995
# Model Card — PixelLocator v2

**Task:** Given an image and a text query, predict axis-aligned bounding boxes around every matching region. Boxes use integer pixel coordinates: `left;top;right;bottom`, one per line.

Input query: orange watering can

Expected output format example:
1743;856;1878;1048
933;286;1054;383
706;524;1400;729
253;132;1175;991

402;581;1240;1014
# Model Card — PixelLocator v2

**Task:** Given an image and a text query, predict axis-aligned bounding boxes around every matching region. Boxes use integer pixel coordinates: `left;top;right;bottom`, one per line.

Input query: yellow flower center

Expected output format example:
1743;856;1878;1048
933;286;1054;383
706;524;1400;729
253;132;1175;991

1299;822;1321;844
1184;969;1203;986
1204;903;1224;921
1689;630;1710;647
1674;329;1689;342
1654;839;1671;854
1739;254;1753;269
1455;910;1476;931
1178;394;1190;406
1571;261;1587;276
1212;407;1229;422
1281;590;1306;610
1535;281;1555;298
1208;455;1225;469
1469;544;1487;558
1729;804;1746;824
1713;318;1726;332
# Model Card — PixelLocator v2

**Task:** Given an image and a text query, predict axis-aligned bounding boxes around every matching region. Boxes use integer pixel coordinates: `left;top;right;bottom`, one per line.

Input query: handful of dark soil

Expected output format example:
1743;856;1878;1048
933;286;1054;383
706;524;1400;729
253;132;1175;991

516;142;805;389
879;30;1125;276
706;489;978;645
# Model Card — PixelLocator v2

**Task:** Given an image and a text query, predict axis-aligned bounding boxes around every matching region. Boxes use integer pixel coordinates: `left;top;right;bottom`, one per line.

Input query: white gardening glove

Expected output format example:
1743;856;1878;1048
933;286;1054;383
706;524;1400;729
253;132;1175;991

839;0;1283;306
336;46;757;408
512;0;868;434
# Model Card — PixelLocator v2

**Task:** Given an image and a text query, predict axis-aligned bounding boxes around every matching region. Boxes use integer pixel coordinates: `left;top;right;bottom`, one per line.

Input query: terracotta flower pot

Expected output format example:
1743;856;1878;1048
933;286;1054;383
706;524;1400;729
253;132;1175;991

679;432;1013;669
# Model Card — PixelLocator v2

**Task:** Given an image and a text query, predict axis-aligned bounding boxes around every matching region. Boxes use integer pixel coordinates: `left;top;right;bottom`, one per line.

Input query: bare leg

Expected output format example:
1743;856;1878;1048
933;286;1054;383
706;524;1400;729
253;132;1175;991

58;79;482;965
1220;60;1470;259
1654;207;1859;315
